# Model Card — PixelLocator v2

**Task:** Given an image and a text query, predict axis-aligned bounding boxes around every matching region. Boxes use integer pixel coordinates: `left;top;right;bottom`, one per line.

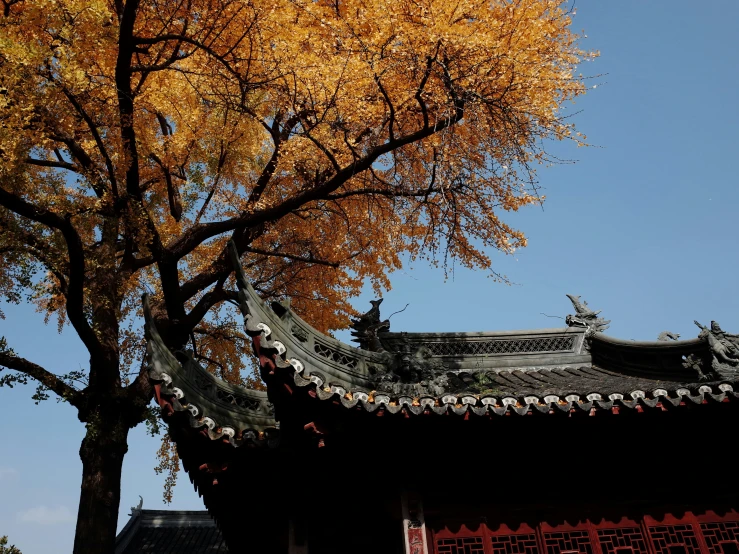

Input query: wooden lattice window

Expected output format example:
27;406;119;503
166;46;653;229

489;533;540;554
647;525;702;554
542;529;593;554
431;510;739;554
701;522;739;554
436;536;486;554
597;527;650;554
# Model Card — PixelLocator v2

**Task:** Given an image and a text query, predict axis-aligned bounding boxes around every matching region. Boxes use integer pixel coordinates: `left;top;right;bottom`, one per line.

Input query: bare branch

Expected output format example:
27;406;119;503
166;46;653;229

0;351;83;407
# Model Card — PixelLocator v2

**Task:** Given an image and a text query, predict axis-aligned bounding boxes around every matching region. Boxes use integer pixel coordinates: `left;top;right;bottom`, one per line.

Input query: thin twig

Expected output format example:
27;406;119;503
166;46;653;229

387;304;409;320
540;313;564;320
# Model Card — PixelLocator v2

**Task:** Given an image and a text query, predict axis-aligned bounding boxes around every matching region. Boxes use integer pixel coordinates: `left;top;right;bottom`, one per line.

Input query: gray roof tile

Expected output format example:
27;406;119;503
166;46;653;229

116;510;228;554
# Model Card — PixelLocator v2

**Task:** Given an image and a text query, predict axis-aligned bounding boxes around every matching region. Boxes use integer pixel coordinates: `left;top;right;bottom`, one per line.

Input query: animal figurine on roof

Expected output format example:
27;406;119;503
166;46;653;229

695;320;739;370
350;299;390;352
565;294;610;334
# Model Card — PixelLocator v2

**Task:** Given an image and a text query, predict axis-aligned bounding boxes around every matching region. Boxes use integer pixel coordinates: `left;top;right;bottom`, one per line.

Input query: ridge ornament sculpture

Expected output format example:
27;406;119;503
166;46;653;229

565;294;611;345
695;320;739;374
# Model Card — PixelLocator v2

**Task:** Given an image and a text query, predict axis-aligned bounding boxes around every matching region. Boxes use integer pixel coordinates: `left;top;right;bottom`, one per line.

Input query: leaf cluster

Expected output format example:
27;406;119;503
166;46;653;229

0;536;21;554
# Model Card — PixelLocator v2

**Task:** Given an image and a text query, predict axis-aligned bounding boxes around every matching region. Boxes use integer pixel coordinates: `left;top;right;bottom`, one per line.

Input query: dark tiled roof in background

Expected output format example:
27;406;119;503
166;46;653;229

115;510;228;554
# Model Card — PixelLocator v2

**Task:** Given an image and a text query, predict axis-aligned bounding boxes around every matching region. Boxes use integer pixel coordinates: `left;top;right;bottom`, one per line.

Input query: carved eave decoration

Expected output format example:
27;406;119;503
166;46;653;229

145;295;277;447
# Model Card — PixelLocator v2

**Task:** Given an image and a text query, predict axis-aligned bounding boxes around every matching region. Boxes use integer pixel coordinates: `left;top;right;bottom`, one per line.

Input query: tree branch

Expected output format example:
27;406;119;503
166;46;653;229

1;0;22;17
60;87;118;199
46;132;108;199
0;351;83;407
375;76;396;142
194;146;227;224
117;0;183;322
243;246;339;268
0;184;104;361
177;225;264;305
243;111;303;209
25;157;79;172
181;282;231;333
0;219;69;291
134;33;245;82
415;49;439;130
149;153;182;221
325;186;440;201
165;104;465;262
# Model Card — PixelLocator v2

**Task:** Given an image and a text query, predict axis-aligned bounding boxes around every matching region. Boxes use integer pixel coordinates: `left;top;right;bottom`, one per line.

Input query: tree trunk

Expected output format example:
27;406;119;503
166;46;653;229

73;410;130;554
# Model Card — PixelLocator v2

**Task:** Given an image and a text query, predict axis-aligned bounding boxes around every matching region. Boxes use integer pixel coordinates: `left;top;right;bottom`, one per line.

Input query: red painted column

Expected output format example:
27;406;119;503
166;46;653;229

402;492;429;554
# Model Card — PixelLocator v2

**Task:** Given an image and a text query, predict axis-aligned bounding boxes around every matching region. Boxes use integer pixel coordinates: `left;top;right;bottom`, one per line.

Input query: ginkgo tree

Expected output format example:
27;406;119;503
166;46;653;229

0;0;595;552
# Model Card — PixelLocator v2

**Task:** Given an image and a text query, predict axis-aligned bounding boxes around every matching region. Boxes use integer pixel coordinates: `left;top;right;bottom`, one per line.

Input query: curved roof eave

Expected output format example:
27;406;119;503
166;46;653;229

141;242;739;446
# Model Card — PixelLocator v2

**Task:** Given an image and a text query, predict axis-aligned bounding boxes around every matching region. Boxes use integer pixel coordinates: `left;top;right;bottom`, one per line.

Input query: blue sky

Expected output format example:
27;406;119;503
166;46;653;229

2;1;739;552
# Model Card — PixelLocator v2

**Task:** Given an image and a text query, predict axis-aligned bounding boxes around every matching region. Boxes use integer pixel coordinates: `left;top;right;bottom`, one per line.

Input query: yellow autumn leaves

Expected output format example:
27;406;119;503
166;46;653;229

0;0;594;381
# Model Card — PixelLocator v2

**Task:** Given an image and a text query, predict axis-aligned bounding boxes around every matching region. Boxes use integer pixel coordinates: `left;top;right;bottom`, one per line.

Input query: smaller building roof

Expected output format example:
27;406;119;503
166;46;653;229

115;509;228;554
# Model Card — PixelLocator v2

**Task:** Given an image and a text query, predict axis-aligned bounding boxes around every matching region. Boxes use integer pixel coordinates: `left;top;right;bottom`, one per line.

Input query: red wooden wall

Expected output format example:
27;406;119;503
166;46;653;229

431;511;739;554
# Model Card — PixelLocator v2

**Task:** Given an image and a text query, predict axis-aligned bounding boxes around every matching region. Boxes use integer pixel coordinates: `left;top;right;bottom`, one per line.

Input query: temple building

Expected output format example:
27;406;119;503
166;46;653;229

138;243;739;554
115;506;228;553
